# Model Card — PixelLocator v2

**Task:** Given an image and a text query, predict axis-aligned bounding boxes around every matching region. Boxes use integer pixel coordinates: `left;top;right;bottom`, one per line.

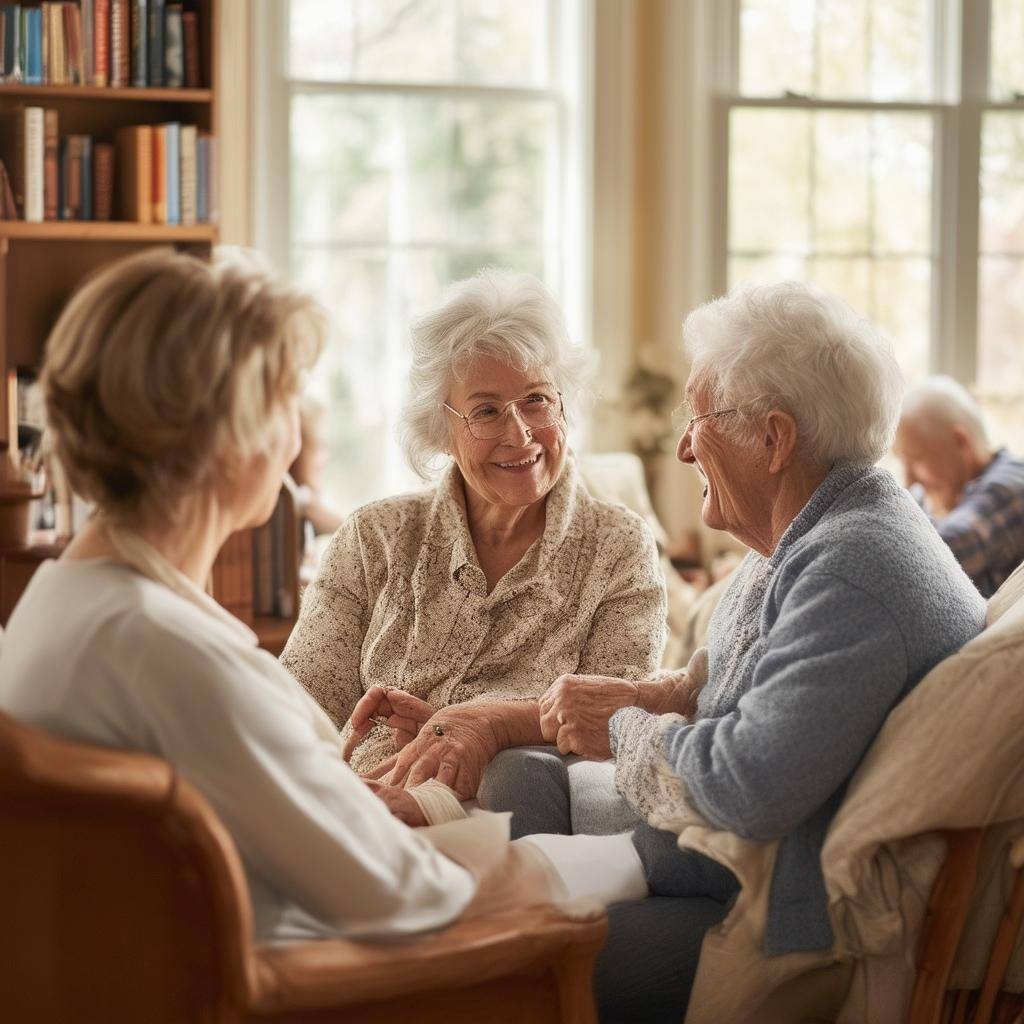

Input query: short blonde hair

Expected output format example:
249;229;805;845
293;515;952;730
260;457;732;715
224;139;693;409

42;248;326;527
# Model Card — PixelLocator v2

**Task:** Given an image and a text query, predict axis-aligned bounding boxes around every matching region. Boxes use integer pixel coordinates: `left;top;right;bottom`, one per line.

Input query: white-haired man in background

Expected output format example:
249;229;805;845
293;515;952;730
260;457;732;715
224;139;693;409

894;375;1024;598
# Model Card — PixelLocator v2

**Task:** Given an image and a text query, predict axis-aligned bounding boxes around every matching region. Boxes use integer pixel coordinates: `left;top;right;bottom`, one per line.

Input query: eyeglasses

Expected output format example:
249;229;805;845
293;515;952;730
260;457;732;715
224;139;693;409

443;388;564;441
678;394;777;434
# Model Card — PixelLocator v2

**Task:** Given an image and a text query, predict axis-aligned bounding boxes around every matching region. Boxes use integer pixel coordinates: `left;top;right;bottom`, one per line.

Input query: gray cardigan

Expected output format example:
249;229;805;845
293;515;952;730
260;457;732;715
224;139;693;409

611;462;986;955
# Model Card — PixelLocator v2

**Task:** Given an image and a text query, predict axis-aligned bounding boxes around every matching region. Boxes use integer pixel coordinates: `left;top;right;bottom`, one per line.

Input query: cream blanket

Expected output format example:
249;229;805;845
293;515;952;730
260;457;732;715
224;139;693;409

614;562;1024;1023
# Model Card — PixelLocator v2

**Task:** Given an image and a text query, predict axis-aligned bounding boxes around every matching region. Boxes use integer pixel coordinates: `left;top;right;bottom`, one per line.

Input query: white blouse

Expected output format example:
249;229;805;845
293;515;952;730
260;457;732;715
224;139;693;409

0;557;475;944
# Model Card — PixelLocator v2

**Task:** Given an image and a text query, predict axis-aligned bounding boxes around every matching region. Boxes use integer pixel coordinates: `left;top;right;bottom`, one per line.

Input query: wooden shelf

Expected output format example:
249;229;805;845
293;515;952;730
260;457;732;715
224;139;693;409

0;222;217;242
0;84;212;104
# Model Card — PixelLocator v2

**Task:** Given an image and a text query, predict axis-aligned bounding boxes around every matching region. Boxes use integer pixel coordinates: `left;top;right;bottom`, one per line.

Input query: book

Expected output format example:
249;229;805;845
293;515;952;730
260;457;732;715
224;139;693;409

130;0;146;87
182;8;199;88
0;159;18;219
164;120;179;224
59;134;84;220
205;132;217;224
115;124;152;222
42;108;58;221
40;2;52;84
146;0;164;87
21;6;42;84
0;5;21;84
63;1;82;85
164;2;182;87
92;142;114;220
179;122;195;225
80;134;93;220
81;0;94;85
93;0;108;85
110;0;128;87
196;130;207;222
151;122;166;222
0;107;44;221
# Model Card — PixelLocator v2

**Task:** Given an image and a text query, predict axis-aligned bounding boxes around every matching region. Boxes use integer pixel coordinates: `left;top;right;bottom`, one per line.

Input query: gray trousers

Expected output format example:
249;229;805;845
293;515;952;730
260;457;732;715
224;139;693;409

478;746;739;1023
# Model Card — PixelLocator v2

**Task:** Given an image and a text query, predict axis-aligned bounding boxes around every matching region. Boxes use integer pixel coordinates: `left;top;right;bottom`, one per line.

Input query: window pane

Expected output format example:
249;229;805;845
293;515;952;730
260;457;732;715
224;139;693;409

289;0;551;86
990;0;1024;100
739;0;935;100
730;109;933;256
293;93;555;249
980;113;1024;254
978;258;1024;397
729;106;933;382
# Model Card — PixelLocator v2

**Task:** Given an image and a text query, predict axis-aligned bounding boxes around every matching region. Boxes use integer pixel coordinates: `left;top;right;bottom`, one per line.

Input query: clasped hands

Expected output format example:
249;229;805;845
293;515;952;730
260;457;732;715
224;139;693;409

345;684;502;803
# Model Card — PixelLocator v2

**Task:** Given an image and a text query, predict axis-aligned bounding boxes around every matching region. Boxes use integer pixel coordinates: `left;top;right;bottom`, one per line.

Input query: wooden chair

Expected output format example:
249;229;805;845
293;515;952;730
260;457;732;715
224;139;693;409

0;711;606;1024
909;829;1024;1024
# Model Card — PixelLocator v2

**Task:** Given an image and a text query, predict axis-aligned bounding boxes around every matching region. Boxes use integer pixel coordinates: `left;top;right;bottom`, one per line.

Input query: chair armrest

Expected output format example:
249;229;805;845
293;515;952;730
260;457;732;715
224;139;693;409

247;904;607;1015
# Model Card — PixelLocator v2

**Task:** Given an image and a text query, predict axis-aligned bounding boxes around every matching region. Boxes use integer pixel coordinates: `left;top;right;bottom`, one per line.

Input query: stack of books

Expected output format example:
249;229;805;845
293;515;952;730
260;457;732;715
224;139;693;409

0;1;202;89
0;105;216;223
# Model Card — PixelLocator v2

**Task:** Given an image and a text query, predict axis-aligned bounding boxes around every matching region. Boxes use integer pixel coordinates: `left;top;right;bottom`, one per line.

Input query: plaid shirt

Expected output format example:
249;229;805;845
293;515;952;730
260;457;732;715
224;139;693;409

934;448;1024;598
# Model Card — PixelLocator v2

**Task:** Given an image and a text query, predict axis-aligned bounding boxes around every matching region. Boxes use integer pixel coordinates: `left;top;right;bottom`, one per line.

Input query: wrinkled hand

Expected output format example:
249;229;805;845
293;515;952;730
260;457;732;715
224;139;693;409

364;778;427;827
343;685;436;762
539;674;641;759
384;704;501;800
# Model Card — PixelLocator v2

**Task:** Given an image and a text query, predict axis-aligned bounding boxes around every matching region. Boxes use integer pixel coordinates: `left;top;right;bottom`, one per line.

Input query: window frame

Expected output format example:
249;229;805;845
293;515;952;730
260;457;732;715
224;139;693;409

251;0;593;346
711;0;1024;389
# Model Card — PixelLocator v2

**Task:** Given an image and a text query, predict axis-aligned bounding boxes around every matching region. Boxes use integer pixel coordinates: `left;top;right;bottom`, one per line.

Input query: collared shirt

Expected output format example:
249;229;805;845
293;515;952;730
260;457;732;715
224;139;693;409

281;455;667;774
933;448;1024;598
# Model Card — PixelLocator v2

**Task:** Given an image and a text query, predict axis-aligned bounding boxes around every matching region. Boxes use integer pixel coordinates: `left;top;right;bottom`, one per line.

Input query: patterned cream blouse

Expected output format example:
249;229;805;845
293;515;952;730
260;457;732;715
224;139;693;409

281;456;668;774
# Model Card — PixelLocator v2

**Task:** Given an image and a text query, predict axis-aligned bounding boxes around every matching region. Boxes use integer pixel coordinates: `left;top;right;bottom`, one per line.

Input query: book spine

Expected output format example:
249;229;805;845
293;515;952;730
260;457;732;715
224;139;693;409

114;124;151;222
207;134;217;224
109;0;127;87
164;121;179;224
163;2;181;87
24;7;41;83
81;0;93;84
0;6;21;84
151;123;166;223
195;132;207;222
146;0;163;87
130;0;146;87
80;135;92;220
181;8;198;88
64;1;82;85
43;108;58;221
40;3;50;83
179;122;195;225
24;106;43;222
92;141;114;220
58;134;69;219
93;0;108;85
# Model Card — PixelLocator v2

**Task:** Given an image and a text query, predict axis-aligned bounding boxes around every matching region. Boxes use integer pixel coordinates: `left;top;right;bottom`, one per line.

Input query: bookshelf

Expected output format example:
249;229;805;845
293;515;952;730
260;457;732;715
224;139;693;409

0;1;298;652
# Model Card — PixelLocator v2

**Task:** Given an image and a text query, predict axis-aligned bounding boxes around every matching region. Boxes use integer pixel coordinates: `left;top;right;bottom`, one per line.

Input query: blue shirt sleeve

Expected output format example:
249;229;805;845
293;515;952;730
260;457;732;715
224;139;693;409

661;569;908;841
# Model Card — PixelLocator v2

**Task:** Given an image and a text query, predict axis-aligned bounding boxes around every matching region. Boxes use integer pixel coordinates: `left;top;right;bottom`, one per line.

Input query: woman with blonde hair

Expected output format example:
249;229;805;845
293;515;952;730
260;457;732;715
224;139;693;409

0;249;564;942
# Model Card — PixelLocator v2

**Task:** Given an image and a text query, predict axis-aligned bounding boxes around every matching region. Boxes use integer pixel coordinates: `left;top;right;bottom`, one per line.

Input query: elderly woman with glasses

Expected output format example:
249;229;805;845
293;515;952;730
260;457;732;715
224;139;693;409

500;282;987;1023
281;269;667;816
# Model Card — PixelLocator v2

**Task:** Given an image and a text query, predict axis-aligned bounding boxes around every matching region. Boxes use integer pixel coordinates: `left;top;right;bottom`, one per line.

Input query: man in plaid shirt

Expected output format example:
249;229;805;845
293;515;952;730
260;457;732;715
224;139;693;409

895;376;1024;599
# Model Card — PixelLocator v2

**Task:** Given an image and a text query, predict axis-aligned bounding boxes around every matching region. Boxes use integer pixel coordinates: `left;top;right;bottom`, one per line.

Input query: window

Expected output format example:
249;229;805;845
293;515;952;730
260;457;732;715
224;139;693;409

719;0;1024;444
254;0;590;508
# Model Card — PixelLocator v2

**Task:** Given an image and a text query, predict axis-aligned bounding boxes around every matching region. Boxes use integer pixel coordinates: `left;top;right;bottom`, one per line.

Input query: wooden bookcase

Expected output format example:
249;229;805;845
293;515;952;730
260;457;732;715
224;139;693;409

0;2;297;651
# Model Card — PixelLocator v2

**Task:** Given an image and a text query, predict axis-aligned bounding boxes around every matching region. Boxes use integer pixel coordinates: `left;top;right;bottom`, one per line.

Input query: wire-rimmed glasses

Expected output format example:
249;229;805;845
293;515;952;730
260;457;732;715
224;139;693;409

443;388;564;441
677;394;778;434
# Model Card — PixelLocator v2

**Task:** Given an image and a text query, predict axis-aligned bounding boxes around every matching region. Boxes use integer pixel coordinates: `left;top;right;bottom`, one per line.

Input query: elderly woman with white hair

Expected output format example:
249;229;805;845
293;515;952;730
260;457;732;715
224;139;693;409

281;269;667;814
525;282;988;1022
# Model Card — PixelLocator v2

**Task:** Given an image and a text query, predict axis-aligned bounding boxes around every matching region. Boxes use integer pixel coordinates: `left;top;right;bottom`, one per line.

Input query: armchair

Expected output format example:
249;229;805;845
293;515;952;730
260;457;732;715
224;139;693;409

0;711;606;1024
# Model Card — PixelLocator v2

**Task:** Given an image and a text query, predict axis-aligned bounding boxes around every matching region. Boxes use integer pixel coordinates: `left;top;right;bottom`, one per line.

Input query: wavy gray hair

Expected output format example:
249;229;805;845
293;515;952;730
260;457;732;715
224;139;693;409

683;281;904;467
399;269;591;479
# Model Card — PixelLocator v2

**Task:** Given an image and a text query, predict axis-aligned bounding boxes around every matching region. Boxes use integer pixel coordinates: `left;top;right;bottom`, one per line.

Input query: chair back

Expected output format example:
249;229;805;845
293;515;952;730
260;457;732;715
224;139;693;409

0;711;254;1024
